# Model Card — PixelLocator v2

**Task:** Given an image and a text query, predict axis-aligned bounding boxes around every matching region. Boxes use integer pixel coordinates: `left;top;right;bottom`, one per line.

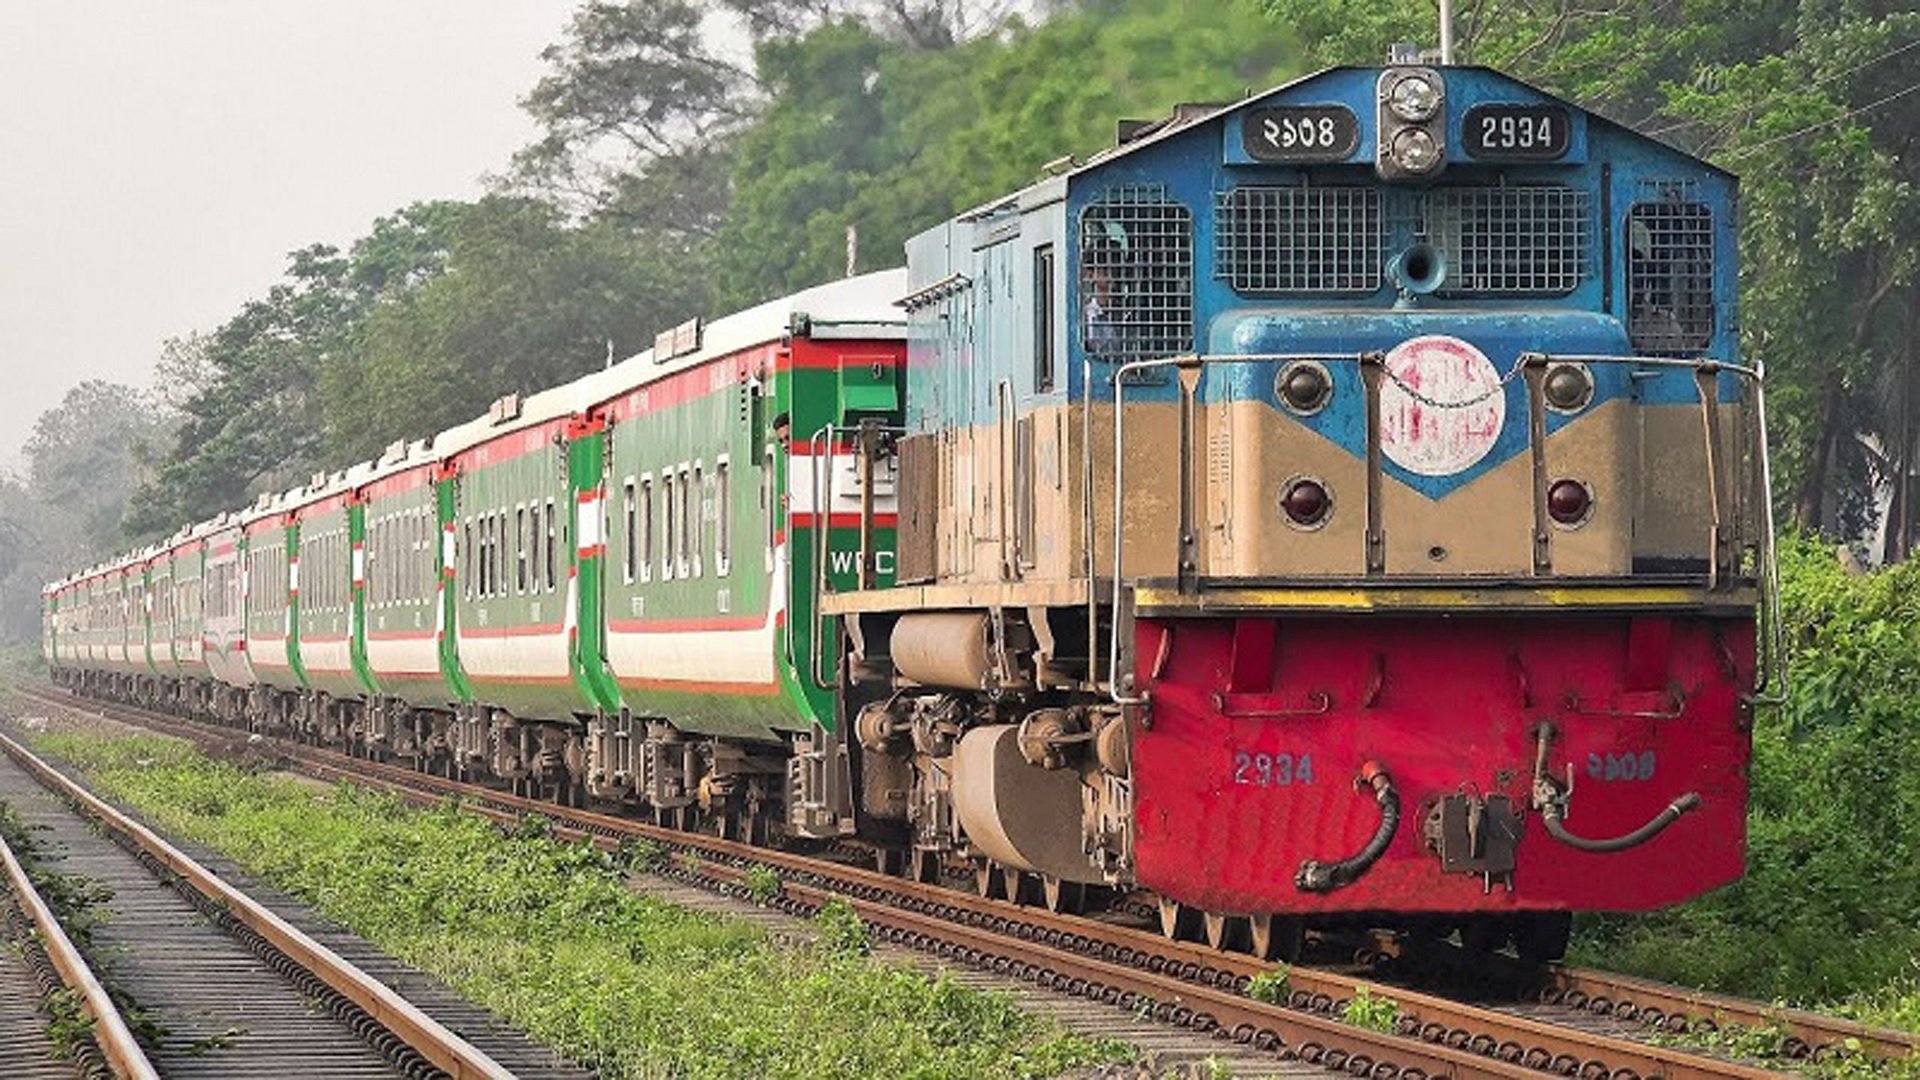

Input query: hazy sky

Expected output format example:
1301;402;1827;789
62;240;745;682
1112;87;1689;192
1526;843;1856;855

0;2;580;469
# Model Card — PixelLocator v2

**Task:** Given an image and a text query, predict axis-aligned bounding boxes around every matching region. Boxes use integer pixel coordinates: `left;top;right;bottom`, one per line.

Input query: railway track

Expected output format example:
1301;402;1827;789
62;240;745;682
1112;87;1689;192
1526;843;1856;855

0;720;586;1080
17;684;1916;1080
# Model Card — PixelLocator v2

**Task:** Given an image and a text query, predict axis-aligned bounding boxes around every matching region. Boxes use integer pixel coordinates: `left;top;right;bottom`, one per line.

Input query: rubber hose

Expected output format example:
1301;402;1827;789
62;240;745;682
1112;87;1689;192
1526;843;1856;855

1541;792;1700;853
1295;768;1400;893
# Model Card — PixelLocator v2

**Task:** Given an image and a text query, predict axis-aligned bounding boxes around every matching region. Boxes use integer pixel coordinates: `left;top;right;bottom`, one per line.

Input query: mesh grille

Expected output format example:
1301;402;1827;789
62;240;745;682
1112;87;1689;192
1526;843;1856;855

1430;186;1590;296
1214;186;1382;293
1628;192;1715;356
1080;186;1194;360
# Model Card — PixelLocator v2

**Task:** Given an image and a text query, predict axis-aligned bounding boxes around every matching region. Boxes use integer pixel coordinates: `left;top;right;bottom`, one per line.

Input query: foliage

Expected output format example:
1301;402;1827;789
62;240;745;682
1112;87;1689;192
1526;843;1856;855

1575;537;1920;1019
713;0;1299;307
812;896;871;957
1246;966;1290;1004
25;731;1122;1080
743;864;781;904
1339;987;1400;1034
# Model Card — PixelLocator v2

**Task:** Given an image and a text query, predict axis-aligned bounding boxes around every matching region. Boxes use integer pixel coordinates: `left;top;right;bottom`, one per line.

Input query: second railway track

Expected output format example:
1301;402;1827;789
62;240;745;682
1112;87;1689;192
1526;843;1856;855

0;722;590;1080
16;683;1918;1080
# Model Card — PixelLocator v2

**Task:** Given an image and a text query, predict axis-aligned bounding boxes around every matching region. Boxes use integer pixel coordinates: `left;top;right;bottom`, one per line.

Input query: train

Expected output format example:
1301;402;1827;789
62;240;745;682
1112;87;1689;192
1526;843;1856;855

45;57;1779;965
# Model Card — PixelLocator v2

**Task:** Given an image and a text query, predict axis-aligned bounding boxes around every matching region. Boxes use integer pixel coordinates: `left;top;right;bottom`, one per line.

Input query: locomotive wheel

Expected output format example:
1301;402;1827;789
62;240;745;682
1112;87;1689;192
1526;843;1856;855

910;849;942;885
1249;914;1305;963
1041;875;1085;915
1203;912;1252;953
974;861;1007;901
1009;870;1043;907
1157;898;1203;943
1459;917;1505;957
1515;912;1573;965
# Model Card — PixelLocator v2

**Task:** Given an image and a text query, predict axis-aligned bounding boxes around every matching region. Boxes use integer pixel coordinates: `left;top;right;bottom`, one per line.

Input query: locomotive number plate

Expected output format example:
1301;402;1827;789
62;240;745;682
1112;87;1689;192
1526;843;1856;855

1242;106;1359;163
1463;104;1571;160
1231;751;1315;787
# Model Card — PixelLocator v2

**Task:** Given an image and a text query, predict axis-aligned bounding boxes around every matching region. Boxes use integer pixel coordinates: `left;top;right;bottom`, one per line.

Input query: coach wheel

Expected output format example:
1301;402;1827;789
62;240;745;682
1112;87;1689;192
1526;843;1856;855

1516;912;1573;966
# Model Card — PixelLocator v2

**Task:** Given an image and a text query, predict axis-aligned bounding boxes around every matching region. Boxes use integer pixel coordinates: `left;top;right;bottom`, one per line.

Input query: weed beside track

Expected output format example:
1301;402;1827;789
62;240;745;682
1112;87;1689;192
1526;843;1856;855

21;729;1129;1080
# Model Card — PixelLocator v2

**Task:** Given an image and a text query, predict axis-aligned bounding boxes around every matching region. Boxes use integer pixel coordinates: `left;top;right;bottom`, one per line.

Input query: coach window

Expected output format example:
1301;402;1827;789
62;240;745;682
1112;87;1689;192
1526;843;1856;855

622;478;638;584
529;503;542;595
545;498;558;591
516;506;529;595
638;477;655;584
481;516;493;598
690;463;704;579
496;512;509;598
663;471;678;581
462;519;473;600
715;458;731;577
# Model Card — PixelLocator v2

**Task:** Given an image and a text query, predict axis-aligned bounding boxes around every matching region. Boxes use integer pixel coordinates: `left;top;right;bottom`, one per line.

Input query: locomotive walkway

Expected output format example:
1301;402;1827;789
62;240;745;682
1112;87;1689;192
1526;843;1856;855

0;726;590;1080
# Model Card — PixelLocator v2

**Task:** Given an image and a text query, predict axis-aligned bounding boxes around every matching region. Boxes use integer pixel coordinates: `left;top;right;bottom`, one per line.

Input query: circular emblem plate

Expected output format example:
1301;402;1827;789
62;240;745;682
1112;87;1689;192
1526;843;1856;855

1378;335;1506;477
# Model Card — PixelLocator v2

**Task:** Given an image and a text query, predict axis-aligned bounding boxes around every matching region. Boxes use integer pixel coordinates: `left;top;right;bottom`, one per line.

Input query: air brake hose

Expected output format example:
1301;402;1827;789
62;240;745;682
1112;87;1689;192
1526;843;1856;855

1538;789;1701;853
1531;722;1701;853
1295;761;1399;893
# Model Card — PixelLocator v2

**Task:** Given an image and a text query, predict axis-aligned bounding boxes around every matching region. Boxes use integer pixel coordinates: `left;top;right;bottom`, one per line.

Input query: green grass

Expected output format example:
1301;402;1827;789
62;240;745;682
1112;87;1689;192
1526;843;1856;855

23;730;1128;1080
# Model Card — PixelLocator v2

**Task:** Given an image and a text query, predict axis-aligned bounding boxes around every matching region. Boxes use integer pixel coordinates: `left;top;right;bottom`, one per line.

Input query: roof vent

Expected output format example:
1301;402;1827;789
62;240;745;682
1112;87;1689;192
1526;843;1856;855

1115;102;1230;146
488;393;523;425
653;317;702;363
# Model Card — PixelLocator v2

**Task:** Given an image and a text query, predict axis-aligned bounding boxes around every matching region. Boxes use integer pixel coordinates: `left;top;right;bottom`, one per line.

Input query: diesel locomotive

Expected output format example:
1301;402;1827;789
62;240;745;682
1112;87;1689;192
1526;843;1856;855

45;59;1779;964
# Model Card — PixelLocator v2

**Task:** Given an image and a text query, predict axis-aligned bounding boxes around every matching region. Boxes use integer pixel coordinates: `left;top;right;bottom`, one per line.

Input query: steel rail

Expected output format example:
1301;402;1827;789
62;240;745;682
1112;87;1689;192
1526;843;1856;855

0;810;158;1080
21;690;1825;1080
0;728;517;1080
1546;966;1918;1063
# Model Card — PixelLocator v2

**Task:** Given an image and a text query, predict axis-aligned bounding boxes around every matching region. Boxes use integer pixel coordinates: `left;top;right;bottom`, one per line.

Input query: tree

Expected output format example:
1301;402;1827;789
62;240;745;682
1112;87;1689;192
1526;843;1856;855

23;380;175;555
323;196;711;463
711;0;1300;306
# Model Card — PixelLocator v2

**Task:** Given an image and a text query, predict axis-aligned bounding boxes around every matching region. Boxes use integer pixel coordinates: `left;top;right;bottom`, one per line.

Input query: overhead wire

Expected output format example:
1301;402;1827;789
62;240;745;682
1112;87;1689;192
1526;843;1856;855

1642;35;1920;137
1718;78;1920;161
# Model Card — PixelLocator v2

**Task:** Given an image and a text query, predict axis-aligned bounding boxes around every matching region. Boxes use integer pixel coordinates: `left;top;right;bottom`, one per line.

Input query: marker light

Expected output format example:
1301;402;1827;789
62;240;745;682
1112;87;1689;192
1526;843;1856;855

1547;479;1594;526
1388;74;1441;122
1544;364;1594;413
1282;478;1332;527
1276;362;1332;414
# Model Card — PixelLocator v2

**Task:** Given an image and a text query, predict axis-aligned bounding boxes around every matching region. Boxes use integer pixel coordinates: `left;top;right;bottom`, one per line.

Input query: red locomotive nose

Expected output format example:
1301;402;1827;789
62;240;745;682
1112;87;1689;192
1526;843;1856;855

1282;478;1331;526
1547;479;1592;525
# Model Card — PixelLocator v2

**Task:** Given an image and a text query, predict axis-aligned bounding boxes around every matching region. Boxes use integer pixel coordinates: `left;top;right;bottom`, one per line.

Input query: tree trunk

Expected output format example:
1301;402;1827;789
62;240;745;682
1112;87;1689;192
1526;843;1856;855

1795;375;1844;532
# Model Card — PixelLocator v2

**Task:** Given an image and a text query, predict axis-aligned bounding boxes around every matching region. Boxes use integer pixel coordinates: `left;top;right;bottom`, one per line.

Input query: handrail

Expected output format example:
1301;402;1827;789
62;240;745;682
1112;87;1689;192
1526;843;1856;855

805;421;909;691
1105;350;1785;708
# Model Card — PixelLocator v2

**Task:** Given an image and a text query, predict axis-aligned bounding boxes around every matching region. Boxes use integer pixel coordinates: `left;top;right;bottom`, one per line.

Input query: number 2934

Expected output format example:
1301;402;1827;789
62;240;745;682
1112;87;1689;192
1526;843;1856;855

1231;751;1315;787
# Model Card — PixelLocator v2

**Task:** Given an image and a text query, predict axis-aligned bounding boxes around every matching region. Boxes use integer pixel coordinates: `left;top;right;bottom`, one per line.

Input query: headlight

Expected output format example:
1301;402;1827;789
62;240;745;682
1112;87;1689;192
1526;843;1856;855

1391;128;1442;173
1388;74;1441;122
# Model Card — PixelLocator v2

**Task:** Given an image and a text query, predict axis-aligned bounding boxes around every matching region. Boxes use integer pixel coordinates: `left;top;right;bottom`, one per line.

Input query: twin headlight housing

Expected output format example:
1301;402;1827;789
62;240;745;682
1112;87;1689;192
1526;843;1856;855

1377;67;1446;179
